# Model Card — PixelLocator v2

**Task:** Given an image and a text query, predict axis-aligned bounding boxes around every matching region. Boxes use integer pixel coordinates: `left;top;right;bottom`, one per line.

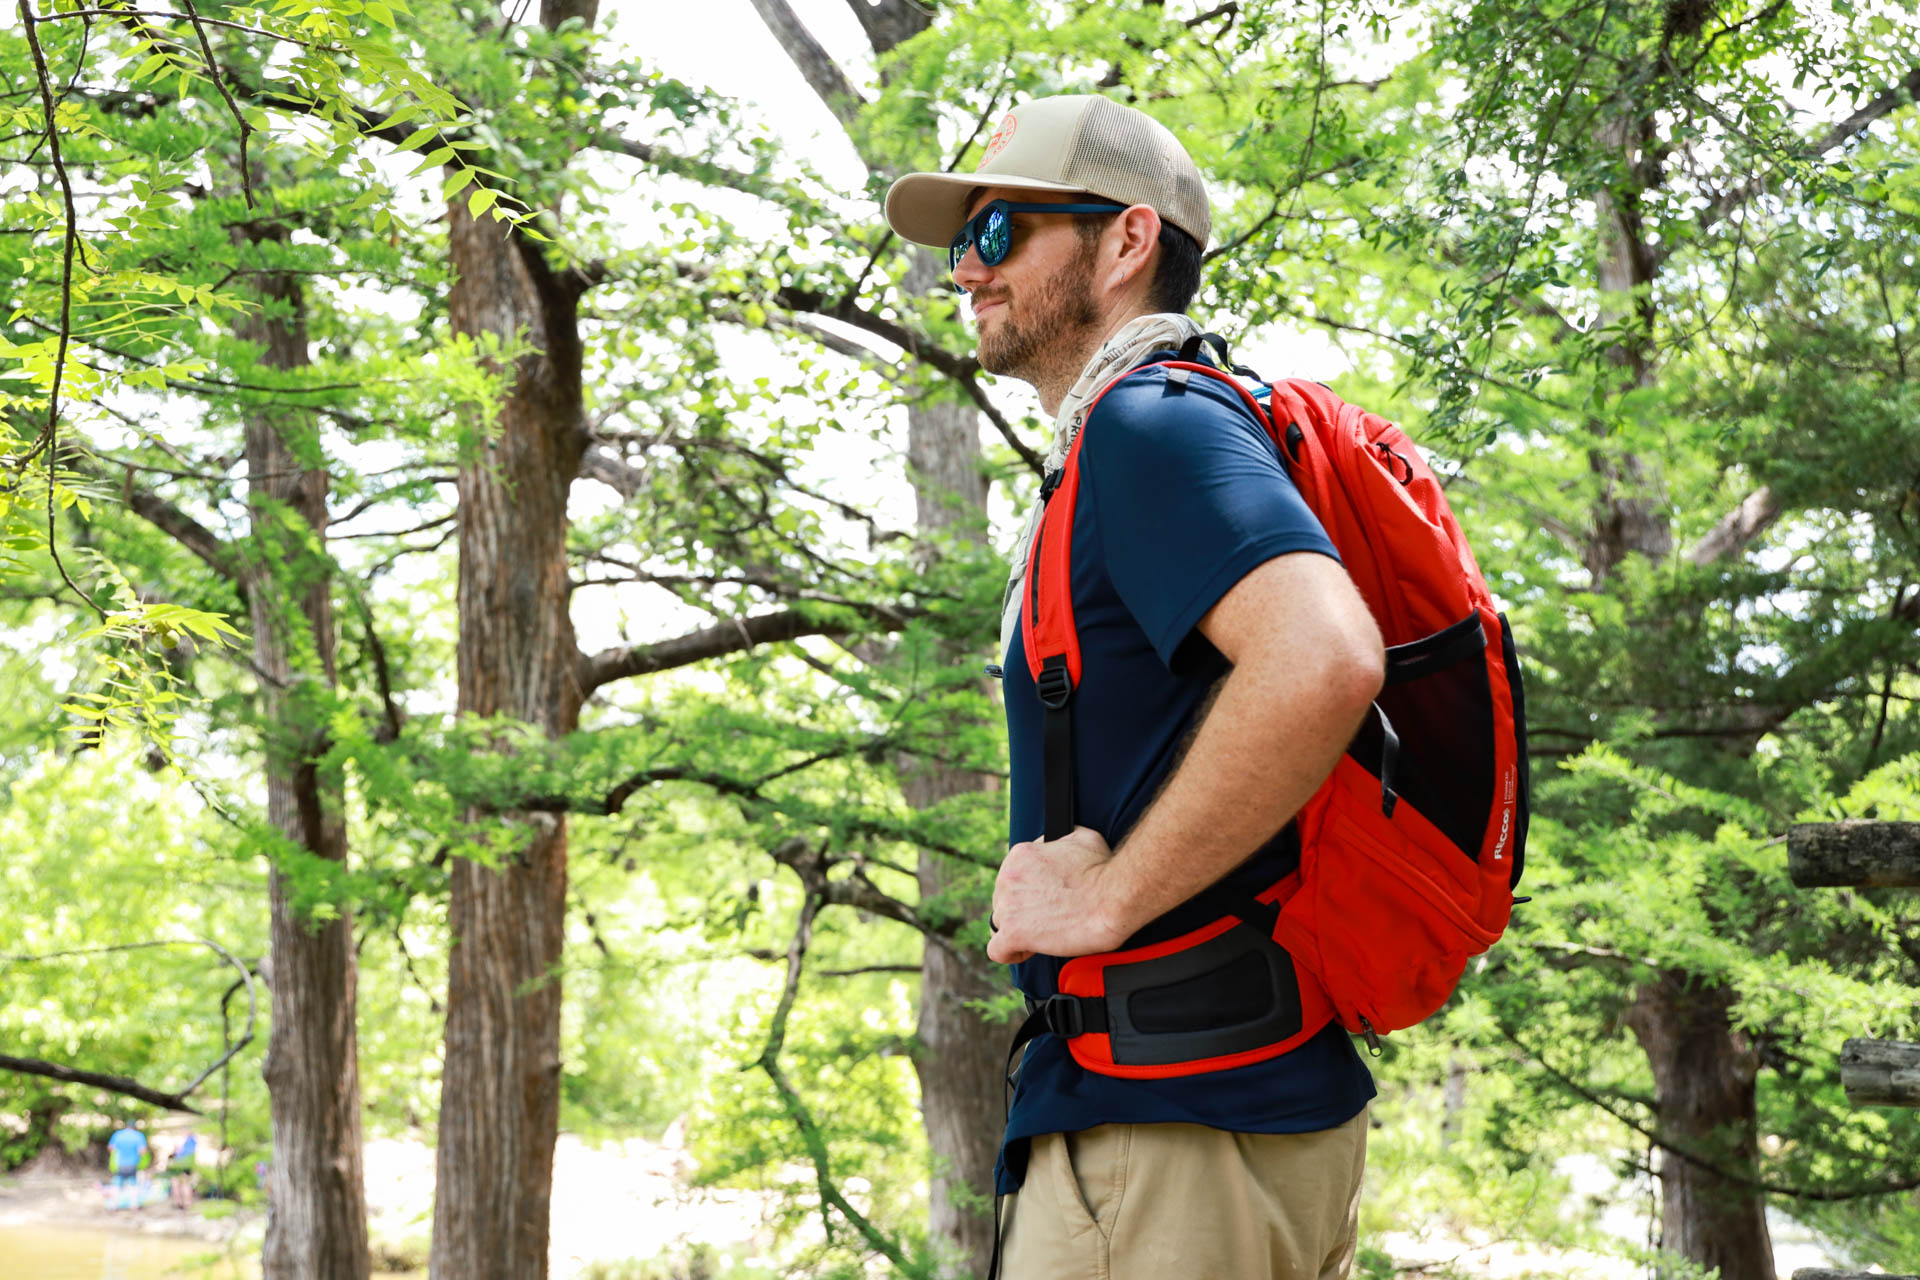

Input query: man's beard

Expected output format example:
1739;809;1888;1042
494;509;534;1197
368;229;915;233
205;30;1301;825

975;240;1101;382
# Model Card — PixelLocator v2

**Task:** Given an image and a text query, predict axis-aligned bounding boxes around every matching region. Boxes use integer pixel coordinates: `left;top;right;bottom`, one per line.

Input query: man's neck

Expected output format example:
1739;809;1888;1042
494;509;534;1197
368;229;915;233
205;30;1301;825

1034;308;1153;417
1035;338;1099;418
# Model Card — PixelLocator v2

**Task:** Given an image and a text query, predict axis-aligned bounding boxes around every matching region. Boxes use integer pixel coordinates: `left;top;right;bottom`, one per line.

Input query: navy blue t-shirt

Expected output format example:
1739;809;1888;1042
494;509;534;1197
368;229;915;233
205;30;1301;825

996;354;1376;1193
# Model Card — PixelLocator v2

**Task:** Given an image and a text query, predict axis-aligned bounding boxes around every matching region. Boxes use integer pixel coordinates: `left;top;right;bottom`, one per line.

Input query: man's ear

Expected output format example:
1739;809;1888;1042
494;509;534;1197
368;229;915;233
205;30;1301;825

1104;204;1162;297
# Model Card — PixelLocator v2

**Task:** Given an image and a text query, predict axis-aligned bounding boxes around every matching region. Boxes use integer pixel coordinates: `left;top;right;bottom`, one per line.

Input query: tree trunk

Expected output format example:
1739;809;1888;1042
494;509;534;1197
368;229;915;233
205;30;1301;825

1589;107;1773;1274
901;251;1004;1279
430;84;591;1272
1624;974;1774;1280
238;255;371;1280
1586;112;1671;588
731;7;1020;1266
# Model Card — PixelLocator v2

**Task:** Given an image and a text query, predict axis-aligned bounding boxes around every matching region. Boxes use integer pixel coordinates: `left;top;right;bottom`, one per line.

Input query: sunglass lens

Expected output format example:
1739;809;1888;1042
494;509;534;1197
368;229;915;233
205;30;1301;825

978;206;1010;266
948;204;1014;276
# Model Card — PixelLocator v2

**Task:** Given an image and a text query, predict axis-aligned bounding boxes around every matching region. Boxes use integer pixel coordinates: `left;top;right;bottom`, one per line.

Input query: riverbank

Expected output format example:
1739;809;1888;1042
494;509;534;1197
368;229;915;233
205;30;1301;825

0;1132;1853;1278
0;1126;784;1278
0;1133;245;1243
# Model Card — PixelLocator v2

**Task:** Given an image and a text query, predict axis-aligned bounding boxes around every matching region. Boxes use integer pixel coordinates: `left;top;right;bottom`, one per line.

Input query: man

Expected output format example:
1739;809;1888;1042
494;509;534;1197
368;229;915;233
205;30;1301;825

884;95;1385;1278
107;1121;147;1211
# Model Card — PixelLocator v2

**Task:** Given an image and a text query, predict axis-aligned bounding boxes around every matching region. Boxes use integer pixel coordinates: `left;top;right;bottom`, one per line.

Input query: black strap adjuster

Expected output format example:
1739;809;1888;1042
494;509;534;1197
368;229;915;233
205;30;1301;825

1036;655;1073;709
1038;993;1106;1039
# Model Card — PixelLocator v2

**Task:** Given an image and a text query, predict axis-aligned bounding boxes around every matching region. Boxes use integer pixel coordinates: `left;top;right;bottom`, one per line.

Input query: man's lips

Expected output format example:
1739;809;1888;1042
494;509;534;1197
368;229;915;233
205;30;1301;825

973;297;1007;320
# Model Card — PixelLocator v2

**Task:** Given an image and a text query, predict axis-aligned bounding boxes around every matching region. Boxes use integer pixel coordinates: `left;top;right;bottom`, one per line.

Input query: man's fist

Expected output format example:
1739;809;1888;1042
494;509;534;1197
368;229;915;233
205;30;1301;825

986;825;1132;965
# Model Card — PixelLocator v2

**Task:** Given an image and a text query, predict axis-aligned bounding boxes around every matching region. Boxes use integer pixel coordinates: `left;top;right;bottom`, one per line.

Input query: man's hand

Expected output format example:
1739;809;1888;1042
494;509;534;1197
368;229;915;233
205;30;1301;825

987;825;1133;965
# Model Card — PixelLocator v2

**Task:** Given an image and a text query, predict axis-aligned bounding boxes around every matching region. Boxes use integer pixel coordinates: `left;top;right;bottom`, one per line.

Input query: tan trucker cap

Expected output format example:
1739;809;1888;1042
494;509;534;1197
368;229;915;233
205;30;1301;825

885;95;1211;252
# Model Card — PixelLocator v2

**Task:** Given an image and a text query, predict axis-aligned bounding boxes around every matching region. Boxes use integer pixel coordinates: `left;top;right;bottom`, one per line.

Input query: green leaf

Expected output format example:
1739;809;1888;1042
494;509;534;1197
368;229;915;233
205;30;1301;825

408;147;455;177
394;124;437;154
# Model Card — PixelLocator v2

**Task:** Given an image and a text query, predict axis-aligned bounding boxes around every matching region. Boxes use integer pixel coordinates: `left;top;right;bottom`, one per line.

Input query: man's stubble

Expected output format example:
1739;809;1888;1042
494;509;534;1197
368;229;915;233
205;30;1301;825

975;236;1102;391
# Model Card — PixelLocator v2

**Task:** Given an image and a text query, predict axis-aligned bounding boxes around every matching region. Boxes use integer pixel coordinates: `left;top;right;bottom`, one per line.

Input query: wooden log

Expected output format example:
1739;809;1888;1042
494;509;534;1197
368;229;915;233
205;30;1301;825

1788;821;1920;888
1841;1038;1920;1108
1793;1272;1920;1280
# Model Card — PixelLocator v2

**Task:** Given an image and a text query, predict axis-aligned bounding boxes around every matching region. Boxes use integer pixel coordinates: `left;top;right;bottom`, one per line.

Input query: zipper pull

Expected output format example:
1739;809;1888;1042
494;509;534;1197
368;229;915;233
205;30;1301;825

1359;1017;1384;1057
984;664;1004;679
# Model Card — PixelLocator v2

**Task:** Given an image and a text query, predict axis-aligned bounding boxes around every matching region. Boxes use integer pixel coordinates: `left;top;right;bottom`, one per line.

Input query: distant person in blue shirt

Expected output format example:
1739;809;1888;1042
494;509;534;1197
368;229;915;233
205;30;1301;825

106;1123;148;1210
886;95;1385;1279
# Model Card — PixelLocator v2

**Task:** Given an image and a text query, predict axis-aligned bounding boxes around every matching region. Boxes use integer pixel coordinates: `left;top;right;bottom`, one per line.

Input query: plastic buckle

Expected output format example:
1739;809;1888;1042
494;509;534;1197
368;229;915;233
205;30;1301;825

1035;659;1073;709
1042;995;1086;1039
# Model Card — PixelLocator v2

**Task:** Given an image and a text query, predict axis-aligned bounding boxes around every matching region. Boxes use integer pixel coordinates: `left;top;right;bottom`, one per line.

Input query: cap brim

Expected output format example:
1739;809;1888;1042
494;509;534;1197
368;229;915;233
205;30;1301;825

884;171;1084;248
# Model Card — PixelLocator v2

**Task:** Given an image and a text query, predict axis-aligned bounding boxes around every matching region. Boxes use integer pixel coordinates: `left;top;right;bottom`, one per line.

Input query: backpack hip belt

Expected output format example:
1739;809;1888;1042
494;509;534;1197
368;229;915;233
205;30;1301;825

1011;867;1342;1079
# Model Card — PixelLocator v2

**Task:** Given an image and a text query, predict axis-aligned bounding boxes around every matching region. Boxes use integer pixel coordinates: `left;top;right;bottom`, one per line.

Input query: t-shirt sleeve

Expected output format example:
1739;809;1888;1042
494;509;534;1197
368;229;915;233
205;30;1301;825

1080;369;1339;669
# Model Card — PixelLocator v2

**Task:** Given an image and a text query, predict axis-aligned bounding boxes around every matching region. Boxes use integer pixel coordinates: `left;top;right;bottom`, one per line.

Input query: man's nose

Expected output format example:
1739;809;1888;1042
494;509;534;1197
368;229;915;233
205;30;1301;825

951;244;993;293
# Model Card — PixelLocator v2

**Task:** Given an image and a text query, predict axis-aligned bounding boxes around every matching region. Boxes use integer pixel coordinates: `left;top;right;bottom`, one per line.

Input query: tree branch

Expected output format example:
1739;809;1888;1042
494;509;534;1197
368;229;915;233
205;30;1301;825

1811;63;1920;159
773;284;1042;473
1;936;258;1112
1186;2;1240;27
764;835;950;938
580;440;906;549
1501;1022;1920;1202
752;308;908;383
752;877;912;1268
577;555;915;618
517;756;996;884
77;456;242;581
746;0;868;130
1699;63;1920;235
837;0;930;57
578;605;909;694
588;129;805;206
1685;485;1780;565
0;1054;202;1113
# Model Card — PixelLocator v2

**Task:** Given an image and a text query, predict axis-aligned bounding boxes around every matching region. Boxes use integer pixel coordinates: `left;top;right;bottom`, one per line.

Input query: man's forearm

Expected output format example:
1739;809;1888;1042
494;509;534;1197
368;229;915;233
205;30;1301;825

986;553;1385;966
1094;648;1377;939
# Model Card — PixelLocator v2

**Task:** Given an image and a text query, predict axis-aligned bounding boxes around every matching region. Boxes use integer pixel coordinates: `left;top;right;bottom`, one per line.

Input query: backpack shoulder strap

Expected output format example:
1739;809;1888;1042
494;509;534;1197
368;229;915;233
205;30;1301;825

1019;360;1245;839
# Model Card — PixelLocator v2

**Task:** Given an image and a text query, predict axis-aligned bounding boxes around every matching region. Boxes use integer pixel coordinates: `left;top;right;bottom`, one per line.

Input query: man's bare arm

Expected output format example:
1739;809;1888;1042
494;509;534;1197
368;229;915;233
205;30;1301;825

988;551;1383;964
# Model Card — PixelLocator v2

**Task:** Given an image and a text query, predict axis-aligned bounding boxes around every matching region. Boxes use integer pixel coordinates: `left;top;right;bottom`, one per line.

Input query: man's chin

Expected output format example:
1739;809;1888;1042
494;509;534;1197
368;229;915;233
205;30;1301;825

978;347;1024;378
977;329;1029;378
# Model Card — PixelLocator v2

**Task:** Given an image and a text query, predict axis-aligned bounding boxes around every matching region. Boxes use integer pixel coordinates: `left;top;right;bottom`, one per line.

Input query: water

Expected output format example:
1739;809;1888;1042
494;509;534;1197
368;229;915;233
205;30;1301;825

0;1225;249;1280
0;1227;419;1280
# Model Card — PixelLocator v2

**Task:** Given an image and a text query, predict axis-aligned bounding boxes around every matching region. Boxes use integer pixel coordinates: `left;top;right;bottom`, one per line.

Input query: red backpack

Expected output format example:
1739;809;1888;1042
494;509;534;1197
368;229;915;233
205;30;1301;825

1016;336;1529;1076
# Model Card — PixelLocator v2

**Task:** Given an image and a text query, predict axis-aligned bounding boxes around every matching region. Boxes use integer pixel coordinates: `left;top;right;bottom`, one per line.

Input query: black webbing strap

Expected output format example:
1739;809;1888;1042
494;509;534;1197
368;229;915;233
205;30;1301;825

1373;702;1400;819
1177;331;1232;365
1225;891;1283;940
1037;654;1075;841
986;1005;1042;1280
988;995;1111;1280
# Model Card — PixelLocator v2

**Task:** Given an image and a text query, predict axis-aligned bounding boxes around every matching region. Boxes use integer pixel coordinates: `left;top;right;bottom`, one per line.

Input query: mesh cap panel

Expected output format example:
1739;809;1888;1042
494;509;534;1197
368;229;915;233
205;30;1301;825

1063;98;1211;246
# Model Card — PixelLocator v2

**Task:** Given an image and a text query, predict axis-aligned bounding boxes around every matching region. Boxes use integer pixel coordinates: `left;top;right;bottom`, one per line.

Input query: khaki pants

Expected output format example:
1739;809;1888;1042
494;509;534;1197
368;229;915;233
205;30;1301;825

999;1109;1368;1280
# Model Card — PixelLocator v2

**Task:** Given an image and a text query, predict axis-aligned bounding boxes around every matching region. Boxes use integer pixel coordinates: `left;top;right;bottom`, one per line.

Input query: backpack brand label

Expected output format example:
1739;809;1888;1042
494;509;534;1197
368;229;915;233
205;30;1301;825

1491;767;1516;862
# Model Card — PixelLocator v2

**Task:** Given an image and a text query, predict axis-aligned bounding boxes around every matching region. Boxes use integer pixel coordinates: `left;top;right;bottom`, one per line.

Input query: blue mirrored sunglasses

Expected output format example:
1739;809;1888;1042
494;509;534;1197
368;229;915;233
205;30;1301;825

947;199;1127;276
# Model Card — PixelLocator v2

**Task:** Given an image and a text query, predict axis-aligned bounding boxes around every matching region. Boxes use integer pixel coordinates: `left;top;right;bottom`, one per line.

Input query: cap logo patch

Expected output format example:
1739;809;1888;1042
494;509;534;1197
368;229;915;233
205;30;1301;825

980;112;1018;166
